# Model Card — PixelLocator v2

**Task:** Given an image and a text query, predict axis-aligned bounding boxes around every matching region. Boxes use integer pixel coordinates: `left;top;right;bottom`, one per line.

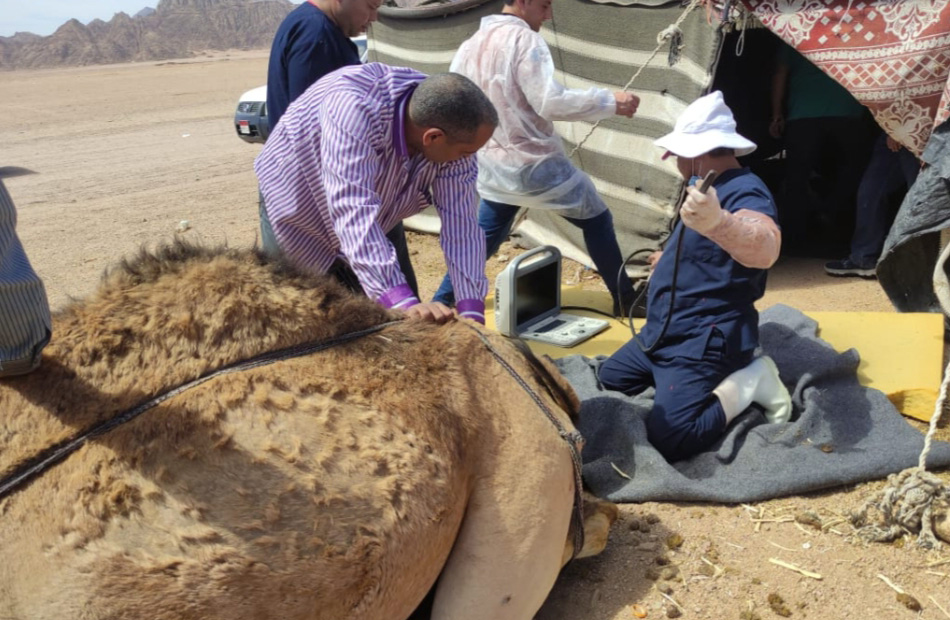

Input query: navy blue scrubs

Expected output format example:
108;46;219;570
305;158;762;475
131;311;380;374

599;168;778;461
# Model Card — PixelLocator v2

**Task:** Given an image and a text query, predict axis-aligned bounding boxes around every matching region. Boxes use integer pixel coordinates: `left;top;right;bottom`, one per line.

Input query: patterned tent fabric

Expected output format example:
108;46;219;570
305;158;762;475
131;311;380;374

369;0;950;303
368;0;721;273
742;0;950;158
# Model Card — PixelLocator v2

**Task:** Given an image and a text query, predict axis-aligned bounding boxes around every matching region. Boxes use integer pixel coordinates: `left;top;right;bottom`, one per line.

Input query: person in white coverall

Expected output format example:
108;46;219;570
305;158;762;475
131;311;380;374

431;0;641;317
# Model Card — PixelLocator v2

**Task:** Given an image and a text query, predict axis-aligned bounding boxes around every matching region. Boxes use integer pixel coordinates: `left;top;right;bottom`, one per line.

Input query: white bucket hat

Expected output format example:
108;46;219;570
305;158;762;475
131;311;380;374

654;91;756;159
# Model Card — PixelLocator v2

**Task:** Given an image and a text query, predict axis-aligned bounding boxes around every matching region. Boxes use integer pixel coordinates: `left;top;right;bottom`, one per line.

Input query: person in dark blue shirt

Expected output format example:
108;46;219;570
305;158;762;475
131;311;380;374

260;0;420;297
266;0;378;131
599;92;791;462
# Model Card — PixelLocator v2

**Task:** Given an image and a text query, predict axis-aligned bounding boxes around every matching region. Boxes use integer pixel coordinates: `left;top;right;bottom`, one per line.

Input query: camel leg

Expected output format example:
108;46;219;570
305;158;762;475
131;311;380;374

430;448;575;620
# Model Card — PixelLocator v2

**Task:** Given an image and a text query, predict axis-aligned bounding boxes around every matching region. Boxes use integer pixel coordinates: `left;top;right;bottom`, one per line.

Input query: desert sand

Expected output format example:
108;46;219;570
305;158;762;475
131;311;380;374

3;50;949;619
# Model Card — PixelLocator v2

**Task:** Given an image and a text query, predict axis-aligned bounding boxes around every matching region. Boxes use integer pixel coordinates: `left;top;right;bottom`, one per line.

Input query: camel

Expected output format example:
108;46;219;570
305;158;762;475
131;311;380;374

0;242;616;620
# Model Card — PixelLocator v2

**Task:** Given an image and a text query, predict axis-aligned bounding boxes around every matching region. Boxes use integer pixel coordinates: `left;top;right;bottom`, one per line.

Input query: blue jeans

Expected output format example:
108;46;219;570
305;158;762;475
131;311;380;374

258;192;419;298
432;198;635;307
850;133;920;265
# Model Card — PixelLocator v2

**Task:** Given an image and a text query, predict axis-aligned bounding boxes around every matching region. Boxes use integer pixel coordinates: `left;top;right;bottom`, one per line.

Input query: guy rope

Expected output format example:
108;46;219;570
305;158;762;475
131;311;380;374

850;244;950;548
565;0;702;159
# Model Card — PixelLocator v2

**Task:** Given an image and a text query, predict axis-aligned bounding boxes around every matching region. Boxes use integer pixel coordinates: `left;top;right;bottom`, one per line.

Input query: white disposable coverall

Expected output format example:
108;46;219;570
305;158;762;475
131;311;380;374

450;14;616;219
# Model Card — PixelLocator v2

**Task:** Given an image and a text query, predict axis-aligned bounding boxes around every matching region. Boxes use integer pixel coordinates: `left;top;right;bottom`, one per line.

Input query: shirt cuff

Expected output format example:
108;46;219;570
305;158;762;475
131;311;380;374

456;298;485;325
379;284;420;310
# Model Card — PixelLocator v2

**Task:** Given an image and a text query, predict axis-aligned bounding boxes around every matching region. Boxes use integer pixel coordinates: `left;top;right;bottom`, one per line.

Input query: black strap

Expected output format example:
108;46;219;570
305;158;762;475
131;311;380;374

462;324;587;560
2;319;588;560
0;321;400;501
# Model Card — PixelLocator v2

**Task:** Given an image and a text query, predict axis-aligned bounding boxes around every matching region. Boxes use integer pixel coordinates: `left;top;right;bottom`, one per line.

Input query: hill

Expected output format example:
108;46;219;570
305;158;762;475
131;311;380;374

0;0;293;70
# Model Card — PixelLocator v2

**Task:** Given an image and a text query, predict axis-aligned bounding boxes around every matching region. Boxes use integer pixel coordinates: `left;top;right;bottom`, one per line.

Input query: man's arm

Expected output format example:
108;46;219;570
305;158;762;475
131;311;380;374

514;37;618;123
318;91;418;309
704;209;782;269
680;183;781;269
432;157;488;324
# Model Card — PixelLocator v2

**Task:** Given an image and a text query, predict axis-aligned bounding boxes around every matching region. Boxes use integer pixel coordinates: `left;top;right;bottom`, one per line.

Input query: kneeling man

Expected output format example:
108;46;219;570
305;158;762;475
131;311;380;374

599;91;791;462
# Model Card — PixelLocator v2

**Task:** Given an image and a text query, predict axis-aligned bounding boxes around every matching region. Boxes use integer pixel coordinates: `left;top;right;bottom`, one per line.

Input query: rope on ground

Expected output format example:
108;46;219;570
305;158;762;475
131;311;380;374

567;0;701;159
850;356;950;548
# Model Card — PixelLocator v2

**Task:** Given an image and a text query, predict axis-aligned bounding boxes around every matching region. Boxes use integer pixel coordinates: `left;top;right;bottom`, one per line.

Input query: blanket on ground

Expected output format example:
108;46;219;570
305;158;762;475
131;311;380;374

556;304;950;503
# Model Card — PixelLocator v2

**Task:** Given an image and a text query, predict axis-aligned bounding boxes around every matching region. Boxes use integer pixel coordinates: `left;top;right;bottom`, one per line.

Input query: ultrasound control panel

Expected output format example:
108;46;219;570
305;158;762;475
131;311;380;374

519;315;609;348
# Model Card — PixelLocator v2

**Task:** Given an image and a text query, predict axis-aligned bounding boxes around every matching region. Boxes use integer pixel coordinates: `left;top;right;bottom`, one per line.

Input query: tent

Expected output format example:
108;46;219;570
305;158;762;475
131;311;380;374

366;0;950;309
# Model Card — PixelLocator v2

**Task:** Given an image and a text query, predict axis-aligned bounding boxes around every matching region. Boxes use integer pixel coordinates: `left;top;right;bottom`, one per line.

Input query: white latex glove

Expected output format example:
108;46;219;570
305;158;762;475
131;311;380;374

681;182;724;236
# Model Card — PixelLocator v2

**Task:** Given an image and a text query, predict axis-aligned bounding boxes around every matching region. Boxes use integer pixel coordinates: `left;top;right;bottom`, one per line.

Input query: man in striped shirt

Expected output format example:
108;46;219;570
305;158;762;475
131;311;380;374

0;179;51;378
255;63;497;324
261;0;424;302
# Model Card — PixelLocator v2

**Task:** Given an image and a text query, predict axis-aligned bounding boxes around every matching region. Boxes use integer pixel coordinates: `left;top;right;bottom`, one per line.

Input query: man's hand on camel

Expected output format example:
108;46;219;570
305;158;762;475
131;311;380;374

404;301;457;324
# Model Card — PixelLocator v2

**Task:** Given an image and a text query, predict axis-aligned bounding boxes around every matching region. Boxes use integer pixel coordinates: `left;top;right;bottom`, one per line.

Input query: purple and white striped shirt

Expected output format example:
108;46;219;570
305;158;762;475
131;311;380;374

255;63;487;322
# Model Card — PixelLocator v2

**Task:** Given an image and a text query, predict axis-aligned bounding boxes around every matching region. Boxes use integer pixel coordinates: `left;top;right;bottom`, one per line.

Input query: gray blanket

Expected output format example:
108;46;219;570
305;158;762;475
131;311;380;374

555;304;950;503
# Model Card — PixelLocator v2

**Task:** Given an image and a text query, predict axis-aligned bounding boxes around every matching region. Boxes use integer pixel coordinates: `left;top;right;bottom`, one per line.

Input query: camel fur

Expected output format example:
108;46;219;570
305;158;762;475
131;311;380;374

0;242;616;620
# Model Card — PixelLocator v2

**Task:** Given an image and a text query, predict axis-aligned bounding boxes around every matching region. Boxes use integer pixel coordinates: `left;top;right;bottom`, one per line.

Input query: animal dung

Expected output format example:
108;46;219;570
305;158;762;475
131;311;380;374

896;592;922;611
767;593;792;617
665;533;684;550
795;511;823;529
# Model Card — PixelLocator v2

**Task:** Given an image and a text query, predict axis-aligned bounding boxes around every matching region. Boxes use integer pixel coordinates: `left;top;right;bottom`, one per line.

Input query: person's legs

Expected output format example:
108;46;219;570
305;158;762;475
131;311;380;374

598;337;654;396
563;209;637;316
327;259;365;295
479;199;523;258
259;189;280;257
432;199;520;306
897;146;921;188
261;191;417;297
779;118;825;252
823;116;876;253
712;355;792;424
386;221;419;299
647;332;754;462
846;133;905;266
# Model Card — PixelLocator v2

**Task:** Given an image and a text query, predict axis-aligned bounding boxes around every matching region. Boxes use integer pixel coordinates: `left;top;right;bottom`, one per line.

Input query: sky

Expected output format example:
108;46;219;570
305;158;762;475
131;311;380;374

0;0;302;38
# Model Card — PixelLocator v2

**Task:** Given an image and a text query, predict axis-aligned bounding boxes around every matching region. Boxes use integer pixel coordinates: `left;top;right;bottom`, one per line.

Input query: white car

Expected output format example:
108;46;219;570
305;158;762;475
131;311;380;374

234;35;367;144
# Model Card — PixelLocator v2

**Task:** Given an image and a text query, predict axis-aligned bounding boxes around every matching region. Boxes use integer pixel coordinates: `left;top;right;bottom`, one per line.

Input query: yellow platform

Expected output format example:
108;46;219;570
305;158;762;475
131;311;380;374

484;288;945;423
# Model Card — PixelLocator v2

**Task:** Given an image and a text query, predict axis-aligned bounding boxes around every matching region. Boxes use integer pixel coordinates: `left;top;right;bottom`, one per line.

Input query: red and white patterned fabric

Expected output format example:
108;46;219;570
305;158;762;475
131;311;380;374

741;0;950;157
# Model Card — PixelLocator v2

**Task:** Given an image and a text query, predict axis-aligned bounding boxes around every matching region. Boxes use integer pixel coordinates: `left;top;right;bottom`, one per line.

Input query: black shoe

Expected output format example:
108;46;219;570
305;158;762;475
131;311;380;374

825;257;876;278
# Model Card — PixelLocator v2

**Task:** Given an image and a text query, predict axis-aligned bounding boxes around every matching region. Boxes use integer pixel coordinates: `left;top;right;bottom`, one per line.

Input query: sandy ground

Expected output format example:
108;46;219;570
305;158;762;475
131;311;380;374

4;51;950;619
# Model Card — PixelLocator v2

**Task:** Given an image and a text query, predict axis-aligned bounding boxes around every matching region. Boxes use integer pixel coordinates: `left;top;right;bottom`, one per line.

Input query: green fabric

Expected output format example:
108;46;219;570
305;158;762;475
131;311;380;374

779;43;865;121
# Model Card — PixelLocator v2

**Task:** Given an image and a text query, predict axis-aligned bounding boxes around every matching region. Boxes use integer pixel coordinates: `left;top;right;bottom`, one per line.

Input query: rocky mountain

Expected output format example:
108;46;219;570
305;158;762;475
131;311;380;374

0;0;294;70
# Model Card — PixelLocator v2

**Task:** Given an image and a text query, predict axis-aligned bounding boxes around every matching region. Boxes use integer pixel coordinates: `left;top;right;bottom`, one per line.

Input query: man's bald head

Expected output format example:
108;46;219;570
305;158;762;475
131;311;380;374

408;72;498;143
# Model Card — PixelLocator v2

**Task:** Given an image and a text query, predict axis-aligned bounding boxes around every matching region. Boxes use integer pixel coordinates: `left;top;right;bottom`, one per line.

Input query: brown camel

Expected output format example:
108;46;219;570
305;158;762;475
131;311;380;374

0;242;616;620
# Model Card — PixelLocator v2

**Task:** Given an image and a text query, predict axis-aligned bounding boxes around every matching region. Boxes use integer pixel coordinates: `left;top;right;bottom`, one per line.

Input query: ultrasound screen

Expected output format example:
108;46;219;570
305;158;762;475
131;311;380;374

515;261;558;327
